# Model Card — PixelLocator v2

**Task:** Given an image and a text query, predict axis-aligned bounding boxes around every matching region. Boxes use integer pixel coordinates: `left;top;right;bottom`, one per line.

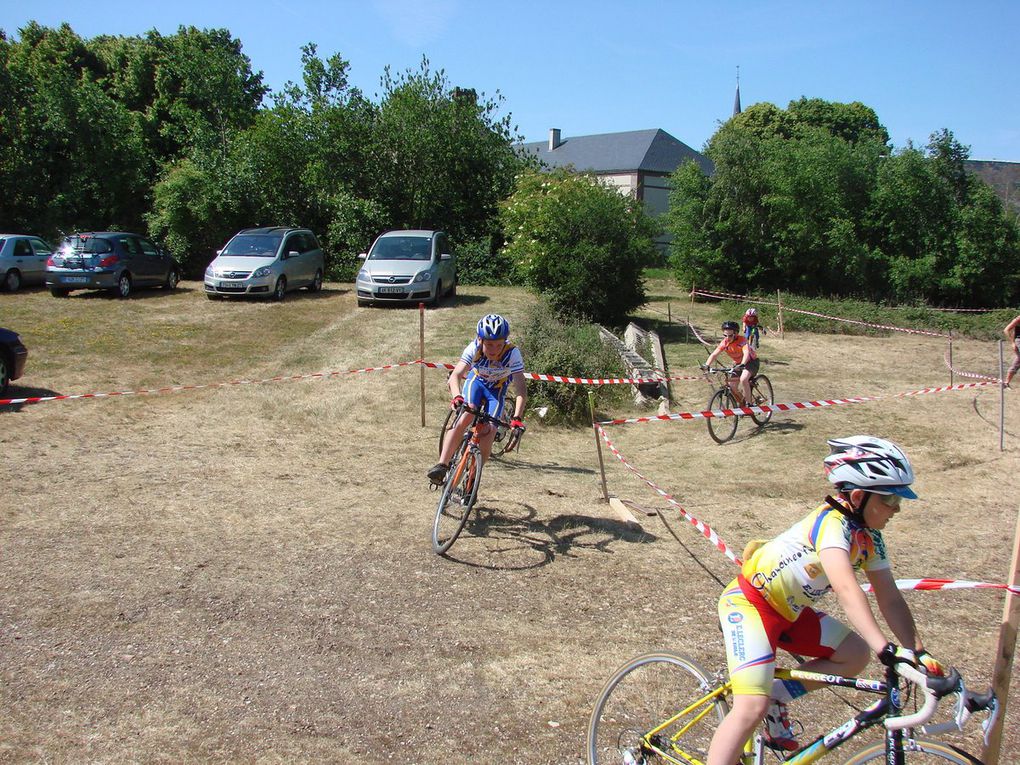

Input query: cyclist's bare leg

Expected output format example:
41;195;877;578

727;378;743;404
789;631;870;691
477;424;497;464
707;693;769;765
739;369;753;403
439;411;473;466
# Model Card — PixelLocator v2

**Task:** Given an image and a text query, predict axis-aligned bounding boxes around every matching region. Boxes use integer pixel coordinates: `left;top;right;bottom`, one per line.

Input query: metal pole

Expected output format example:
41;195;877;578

589;390;610;502
419;302;426;428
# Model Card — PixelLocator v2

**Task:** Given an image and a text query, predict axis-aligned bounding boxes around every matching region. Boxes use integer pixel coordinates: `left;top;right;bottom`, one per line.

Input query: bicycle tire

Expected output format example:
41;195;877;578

587;652;728;765
438;407;457;457
431;445;482;555
841;738;981;764
492;422;513;457
706;388;740;444
748;374;774;427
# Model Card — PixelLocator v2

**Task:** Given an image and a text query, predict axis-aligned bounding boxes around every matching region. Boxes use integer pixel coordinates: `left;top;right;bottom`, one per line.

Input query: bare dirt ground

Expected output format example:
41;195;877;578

2;280;1018;764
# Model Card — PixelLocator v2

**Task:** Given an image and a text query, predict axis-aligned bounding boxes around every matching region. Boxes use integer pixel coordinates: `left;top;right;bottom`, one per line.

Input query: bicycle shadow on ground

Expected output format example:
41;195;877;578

707;419;805;444
489;455;596;477
438;502;656;571
971;391;1017;437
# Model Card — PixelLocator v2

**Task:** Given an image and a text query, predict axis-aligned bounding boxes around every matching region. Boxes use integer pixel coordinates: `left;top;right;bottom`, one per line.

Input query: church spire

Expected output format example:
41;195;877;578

733;65;742;116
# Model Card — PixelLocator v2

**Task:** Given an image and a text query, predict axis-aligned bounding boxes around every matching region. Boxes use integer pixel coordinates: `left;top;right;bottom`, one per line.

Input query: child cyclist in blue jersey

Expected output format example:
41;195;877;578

427;314;527;485
707;436;946;764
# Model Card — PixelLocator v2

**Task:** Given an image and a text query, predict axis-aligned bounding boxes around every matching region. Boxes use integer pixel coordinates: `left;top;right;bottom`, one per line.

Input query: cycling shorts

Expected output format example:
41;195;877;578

717;576;850;696
462;370;508;420
737;358;760;377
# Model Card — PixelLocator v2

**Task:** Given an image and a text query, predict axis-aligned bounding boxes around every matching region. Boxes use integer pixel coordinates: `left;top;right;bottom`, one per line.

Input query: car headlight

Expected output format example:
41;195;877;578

357;269;369;281
253;267;272;278
205;265;214;277
413;270;432;283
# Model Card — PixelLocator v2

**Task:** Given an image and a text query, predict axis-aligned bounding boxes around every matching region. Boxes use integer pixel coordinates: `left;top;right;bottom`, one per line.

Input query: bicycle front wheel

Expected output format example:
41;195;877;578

841;739;980;764
431;445;482;555
438;407;457;457
587;652;728;765
748;374;774;427
706;389;740;444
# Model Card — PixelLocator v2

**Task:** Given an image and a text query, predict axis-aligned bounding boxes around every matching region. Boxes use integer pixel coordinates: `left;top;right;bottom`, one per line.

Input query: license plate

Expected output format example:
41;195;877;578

63;276;88;284
221;281;244;289
379;285;405;294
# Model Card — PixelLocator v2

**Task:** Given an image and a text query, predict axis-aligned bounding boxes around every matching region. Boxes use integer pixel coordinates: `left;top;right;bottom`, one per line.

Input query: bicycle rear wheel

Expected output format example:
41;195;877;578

706;388;740;444
748;374;774;427
431;445;482;555
841;739;980;764
587;652;728;765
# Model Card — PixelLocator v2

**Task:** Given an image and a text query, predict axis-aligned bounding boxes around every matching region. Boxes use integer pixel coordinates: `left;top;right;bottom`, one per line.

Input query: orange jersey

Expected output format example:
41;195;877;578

717;335;757;364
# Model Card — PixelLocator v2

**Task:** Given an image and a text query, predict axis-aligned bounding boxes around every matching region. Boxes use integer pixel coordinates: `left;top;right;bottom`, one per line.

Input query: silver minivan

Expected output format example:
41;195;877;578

356;230;456;307
204;227;324;301
1;234;53;292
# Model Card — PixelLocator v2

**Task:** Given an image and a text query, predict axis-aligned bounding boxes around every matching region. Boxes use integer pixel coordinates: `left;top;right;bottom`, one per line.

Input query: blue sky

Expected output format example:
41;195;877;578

3;1;1018;161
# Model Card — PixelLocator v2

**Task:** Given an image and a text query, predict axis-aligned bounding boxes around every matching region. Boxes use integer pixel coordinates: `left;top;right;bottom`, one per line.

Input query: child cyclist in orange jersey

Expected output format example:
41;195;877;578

703;320;758;405
706;436;946;764
426;314;527;486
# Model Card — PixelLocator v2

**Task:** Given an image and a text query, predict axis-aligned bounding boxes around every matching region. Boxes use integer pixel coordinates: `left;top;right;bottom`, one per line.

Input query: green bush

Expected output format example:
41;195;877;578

455;237;519;286
519;300;630;424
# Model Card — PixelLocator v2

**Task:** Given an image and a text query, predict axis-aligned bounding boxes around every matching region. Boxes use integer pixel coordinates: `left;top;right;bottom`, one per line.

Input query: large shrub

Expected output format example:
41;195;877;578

501;169;658;325
519;300;629;424
455;236;518;286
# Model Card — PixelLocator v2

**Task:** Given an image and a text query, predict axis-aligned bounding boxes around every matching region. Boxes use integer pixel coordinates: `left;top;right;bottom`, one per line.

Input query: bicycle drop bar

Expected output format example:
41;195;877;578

457;402;511;429
885;665;962;731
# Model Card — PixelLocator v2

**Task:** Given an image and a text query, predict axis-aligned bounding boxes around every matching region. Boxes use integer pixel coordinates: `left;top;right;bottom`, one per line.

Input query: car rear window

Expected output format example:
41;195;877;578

59;236;113;255
369;236;431;261
222;234;283;257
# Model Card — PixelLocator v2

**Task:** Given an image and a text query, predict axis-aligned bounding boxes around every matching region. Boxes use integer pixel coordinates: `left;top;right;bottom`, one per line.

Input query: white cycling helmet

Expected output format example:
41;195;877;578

823;435;917;499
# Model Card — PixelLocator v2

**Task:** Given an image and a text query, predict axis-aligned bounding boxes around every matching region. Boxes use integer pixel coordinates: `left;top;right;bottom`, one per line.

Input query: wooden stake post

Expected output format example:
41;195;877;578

776;289;785;339
1000;340;1006;452
589;391;609;502
981;510;1020;764
948;330;954;386
419;302;426;428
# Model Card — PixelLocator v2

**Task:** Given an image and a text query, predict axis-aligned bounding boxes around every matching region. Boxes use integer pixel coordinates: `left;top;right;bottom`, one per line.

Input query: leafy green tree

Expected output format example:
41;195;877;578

372;57;525;244
501;168;657;325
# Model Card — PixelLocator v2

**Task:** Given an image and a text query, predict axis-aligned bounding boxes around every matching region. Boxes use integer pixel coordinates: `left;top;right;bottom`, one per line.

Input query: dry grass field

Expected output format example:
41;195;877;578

1;278;1018;764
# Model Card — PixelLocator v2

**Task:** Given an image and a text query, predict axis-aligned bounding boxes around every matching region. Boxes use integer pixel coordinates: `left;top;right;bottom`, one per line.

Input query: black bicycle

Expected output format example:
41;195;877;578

701;365;775;444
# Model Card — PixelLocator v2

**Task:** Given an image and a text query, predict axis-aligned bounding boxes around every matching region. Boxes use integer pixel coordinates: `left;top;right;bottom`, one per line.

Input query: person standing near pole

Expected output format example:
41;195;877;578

1004;314;1020;387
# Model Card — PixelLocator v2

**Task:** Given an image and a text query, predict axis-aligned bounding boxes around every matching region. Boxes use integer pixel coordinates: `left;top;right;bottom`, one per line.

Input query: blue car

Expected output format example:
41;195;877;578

46;232;180;298
0;327;28;395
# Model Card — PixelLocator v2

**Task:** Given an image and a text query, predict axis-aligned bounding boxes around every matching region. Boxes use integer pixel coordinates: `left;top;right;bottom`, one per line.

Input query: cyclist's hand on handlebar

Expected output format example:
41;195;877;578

732;364;745;373
917;650;947;677
699;363;708;370
451;394;465;410
510;418;525;432
878;642;917;669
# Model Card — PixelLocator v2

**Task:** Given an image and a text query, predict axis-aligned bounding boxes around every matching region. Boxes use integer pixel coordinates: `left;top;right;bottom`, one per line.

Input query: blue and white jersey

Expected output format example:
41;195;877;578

459;340;524;390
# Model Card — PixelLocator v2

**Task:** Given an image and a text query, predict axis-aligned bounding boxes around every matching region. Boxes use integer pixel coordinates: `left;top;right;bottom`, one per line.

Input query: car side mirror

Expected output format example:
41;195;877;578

216;249;222;256
358;253;367;260
440;253;452;260
287;250;300;259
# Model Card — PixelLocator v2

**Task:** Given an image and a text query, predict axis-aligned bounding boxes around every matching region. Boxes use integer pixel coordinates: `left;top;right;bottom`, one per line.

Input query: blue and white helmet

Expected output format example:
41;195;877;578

823;435;917;499
477;313;510;340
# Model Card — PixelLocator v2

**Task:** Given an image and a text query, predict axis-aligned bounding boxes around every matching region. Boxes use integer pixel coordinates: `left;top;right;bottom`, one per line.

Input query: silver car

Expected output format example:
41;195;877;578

1;234;53;292
204;227;324;301
356;230;456;307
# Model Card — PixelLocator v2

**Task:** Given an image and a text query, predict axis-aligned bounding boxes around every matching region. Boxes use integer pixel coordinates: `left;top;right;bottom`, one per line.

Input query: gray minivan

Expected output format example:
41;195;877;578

204;227;324;301
356;230;456;307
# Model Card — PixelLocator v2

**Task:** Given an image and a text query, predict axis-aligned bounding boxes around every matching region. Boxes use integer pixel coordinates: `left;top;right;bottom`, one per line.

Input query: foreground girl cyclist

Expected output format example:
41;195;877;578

426;314;527;485
708;435;945;765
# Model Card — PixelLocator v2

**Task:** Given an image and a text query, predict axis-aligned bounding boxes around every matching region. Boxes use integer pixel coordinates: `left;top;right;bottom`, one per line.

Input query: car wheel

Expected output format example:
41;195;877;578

3;269;22;293
0;352;10;395
308;269;323;292
116;272;132;298
357;298;370;307
273;276;287;301
50;288;70;298
165;269;180;290
429;281;443;307
449;279;457;299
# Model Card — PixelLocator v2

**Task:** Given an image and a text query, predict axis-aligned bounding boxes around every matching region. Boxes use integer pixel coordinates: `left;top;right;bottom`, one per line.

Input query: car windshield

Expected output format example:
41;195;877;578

221;234;283;258
59;236;112;255
369;236;431;261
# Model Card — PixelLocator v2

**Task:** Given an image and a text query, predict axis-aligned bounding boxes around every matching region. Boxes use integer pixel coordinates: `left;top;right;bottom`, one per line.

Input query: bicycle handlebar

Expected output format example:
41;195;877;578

700;365;741;376
885;664;966;731
920;684;1000;746
456;402;511;429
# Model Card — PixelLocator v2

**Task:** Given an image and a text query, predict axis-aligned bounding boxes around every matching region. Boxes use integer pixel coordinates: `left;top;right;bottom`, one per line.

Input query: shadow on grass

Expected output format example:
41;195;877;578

0;384;63;413
439;504;655;571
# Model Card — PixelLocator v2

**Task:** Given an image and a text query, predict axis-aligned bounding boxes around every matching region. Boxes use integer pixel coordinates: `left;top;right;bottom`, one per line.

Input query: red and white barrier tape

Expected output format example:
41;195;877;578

600;380;999;426
942;347;1001;382
419;359;703;385
596;424;742;564
0;360;419;407
691;288;780;306
684;319;715;348
781;305;948;337
598;424;1020;595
